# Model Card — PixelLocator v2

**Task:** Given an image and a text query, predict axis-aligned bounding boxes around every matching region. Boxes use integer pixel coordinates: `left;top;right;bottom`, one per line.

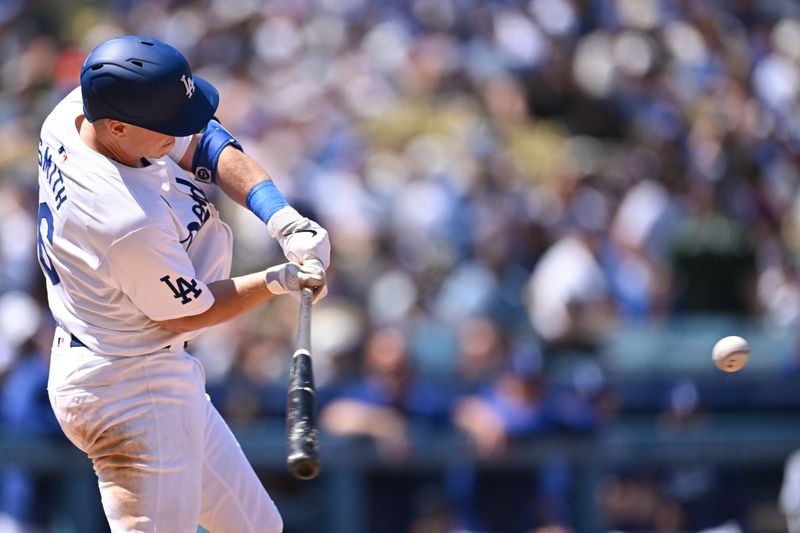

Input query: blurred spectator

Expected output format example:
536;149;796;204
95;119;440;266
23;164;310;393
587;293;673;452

606;175;674;318
781;449;800;533
452;315;509;394
0;313;61;532
454;349;549;458
451;348;602;531
213;329;290;424
668;182;759;315
320;326;451;460
600;378;747;532
525;221;616;350
319;326;451;533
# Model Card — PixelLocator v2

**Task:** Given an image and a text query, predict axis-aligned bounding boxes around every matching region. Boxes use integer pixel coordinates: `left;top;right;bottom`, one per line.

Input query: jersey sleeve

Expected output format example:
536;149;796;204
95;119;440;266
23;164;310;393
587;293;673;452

168;135;193;163
102;225;215;321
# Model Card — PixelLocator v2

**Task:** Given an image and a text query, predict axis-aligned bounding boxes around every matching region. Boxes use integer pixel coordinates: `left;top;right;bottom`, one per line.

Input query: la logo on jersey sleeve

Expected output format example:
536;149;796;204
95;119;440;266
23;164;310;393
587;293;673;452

160;275;202;304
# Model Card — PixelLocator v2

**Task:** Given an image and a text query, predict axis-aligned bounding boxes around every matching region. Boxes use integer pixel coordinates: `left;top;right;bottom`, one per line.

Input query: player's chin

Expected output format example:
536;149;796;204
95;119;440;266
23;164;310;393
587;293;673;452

154;140;175;158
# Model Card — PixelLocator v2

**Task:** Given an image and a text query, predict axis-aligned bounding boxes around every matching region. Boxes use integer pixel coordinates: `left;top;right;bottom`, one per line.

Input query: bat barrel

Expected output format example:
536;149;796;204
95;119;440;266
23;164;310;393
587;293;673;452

286;288;320;479
287;350;320;478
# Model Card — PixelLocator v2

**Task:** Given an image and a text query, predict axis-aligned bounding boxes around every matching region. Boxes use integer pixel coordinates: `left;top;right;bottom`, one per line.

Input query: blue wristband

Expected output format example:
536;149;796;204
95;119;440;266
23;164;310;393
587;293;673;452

192;119;242;184
246;180;289;224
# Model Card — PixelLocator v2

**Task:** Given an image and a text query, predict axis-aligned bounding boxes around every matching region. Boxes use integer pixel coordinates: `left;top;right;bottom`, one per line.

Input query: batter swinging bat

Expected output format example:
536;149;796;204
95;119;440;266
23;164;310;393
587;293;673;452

286;287;321;480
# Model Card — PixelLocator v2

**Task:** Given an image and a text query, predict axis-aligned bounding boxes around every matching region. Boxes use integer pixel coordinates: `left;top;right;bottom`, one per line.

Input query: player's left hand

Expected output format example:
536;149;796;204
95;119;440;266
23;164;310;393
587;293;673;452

299;258;328;301
265;261;327;303
273;214;331;270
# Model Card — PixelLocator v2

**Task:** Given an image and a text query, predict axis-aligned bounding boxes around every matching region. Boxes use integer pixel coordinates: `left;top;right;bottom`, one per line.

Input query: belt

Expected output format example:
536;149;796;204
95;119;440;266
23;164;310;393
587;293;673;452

69;334;187;350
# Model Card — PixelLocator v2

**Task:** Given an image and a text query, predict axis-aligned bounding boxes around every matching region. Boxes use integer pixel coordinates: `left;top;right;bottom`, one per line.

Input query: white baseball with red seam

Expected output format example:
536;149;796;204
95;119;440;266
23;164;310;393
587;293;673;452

712;336;750;372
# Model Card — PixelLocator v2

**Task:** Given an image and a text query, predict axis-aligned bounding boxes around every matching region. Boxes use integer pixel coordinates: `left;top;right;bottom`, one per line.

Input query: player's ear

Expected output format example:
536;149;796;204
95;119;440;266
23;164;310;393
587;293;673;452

105;119;128;139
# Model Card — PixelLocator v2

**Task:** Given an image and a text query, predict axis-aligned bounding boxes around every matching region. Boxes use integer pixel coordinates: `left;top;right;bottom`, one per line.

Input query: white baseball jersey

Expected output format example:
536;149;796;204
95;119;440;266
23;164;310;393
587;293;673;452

37;87;233;356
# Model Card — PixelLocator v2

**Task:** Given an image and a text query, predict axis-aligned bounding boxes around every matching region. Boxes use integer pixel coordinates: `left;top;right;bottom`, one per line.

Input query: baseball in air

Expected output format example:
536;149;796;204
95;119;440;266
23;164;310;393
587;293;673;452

712;336;750;372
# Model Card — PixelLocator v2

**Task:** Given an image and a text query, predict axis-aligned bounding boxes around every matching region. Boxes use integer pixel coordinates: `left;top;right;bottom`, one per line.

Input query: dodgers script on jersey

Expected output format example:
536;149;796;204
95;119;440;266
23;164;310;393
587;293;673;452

37;87;233;356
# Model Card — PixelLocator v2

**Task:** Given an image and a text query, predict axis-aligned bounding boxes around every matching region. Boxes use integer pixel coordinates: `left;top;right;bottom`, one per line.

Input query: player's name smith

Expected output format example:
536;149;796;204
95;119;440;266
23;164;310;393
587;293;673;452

38;140;68;211
37;140;211;252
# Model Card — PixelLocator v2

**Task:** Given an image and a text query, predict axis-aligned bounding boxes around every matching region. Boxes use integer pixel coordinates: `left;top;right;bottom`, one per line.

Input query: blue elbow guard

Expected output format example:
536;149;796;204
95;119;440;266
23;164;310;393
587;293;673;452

191;119;242;183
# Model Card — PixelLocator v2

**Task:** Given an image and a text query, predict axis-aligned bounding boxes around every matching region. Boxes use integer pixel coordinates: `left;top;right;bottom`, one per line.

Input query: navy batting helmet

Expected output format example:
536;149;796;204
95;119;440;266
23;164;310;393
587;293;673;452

80;36;219;137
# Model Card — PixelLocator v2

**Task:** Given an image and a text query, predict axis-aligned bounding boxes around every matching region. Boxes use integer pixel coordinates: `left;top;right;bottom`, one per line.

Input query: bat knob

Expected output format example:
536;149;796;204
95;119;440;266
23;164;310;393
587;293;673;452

288;455;320;480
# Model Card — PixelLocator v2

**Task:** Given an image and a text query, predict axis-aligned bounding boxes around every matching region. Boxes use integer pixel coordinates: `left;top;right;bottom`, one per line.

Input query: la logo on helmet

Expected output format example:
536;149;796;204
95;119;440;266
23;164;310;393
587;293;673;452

180;74;195;99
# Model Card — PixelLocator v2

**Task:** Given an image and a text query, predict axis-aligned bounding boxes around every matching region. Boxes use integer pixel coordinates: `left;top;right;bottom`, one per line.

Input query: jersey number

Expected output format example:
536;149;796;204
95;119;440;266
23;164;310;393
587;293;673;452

37;202;60;285
160;275;202;304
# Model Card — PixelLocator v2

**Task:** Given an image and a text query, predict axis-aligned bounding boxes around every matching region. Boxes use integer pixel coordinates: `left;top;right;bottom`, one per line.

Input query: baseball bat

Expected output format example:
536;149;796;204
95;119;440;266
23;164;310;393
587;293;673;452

286;287;321;480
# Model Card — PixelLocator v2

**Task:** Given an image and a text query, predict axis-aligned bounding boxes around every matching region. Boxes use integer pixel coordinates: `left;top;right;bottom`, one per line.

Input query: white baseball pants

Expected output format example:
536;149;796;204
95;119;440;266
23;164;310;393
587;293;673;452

47;327;282;533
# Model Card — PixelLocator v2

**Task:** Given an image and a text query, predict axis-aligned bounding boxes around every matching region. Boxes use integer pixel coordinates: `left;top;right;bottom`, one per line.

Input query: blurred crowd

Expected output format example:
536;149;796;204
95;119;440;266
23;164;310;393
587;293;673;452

4;0;800;531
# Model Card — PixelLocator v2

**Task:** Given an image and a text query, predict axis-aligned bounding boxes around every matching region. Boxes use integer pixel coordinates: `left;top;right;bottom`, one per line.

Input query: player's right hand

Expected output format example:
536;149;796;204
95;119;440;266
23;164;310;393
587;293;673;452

265;261;327;303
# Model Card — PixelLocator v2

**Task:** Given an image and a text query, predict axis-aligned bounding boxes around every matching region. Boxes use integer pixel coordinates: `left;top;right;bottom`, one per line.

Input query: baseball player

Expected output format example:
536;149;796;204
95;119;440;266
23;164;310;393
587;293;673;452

36;36;330;532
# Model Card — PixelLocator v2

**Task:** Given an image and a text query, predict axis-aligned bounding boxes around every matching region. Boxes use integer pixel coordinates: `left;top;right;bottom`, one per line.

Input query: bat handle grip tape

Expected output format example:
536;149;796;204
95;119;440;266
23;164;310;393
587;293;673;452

297;287;313;351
